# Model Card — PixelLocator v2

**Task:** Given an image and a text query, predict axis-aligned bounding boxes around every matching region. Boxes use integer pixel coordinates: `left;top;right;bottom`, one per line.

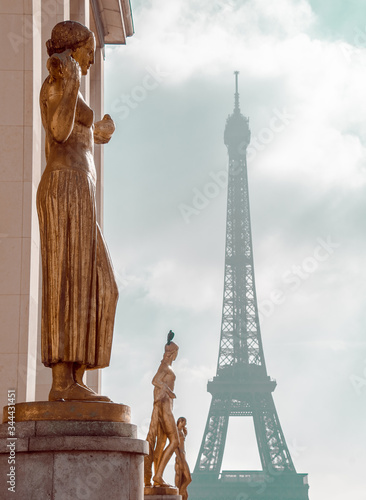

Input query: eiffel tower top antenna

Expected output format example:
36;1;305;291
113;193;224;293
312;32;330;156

234;70;240;111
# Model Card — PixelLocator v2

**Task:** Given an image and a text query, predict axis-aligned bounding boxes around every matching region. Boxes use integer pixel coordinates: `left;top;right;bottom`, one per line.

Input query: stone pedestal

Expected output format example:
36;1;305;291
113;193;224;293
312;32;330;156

144;485;182;500
0;418;148;500
3;400;131;423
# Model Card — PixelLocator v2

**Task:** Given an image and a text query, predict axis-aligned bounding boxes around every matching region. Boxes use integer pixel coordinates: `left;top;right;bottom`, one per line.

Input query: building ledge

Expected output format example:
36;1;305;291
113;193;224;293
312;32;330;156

91;0;134;47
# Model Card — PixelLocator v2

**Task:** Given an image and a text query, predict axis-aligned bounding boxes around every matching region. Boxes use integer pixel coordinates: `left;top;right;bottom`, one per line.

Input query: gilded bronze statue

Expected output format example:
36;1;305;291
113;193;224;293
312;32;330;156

175;417;192;500
144;331;180;488
37;21;118;402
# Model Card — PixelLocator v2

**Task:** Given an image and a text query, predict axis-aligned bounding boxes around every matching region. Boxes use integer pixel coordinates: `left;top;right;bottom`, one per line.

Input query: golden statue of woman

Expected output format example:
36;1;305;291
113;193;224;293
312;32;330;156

37;21;118;402
175;417;192;500
144;331;180;488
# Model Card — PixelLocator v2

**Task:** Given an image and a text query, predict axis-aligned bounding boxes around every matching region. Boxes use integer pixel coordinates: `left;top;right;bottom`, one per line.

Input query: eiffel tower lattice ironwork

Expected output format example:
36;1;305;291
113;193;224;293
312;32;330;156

189;73;309;500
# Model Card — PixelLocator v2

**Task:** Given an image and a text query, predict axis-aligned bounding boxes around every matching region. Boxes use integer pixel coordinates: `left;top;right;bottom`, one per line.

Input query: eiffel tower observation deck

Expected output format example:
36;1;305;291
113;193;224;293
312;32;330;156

189;73;310;500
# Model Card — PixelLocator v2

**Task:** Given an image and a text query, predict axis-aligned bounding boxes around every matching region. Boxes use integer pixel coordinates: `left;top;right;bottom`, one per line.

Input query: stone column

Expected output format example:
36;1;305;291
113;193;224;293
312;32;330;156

0;0;44;411
70;0;90;101
90;41;105;226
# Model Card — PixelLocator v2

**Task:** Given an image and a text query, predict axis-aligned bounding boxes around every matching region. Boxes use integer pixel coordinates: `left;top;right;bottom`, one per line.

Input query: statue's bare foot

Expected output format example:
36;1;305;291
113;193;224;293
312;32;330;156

49;383;111;402
75;378;97;394
83;384;96;393
153;475;171;487
73;364;97;394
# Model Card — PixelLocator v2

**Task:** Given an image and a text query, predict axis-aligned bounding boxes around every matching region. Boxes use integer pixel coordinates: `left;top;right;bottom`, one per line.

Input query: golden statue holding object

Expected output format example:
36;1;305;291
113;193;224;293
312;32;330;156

144;331;180;492
37;21;118;403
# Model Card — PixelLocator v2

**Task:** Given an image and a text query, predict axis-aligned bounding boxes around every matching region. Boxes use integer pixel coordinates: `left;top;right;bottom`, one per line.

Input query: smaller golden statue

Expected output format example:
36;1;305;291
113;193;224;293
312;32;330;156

175;417;192;500
144;331;179;490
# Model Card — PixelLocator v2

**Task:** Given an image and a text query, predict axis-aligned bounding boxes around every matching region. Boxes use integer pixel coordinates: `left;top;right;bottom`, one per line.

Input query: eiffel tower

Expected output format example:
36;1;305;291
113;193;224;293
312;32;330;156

189;73;309;500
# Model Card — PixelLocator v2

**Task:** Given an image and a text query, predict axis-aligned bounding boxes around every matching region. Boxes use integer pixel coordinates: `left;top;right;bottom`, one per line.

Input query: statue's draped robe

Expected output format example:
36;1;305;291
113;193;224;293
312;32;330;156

37;89;118;368
145;399;167;484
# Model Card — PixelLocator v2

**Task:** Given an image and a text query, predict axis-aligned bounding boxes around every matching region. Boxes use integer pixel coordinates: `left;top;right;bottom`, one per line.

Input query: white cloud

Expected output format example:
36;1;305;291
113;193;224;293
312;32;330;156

143;259;218;310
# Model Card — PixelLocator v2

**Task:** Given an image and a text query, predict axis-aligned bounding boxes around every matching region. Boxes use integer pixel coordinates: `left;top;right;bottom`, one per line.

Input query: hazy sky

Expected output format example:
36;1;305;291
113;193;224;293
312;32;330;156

99;1;365;498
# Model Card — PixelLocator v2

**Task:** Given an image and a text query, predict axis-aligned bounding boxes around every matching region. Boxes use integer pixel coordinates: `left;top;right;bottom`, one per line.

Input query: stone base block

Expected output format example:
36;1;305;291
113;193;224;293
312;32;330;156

0;420;148;500
145;485;179;495
144;485;181;499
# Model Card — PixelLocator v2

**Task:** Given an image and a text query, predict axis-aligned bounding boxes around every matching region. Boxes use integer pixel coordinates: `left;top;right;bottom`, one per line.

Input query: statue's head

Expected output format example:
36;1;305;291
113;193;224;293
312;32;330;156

163;330;179;362
164;340;179;361
46;21;96;75
177;416;186;428
177;417;187;436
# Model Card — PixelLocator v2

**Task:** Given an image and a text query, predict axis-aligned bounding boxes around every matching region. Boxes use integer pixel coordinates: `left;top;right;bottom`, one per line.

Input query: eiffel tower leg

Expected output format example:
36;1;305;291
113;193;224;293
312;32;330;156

194;399;229;474
253;393;295;474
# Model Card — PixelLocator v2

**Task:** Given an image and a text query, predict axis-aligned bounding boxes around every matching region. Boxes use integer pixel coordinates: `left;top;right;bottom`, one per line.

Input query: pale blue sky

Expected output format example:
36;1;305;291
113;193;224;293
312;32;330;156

100;1;366;498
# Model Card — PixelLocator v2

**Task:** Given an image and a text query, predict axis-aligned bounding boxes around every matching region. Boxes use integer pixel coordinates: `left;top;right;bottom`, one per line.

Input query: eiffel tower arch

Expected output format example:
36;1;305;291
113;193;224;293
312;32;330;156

189;73;309;500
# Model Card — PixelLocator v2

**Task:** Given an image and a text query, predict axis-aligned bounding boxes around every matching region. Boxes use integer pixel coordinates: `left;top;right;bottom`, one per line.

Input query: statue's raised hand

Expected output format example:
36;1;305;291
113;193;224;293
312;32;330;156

47;50;81;84
63;53;81;82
